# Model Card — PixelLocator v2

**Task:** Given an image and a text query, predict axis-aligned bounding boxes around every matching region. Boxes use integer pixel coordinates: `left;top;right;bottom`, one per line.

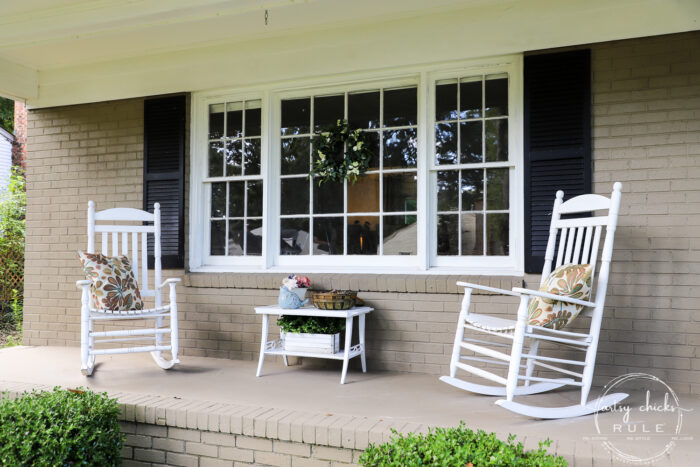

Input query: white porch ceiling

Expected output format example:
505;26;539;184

1;0;698;107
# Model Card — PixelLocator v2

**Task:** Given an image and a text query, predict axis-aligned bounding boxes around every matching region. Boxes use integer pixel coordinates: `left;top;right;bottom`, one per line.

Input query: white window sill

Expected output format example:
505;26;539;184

189;264;524;277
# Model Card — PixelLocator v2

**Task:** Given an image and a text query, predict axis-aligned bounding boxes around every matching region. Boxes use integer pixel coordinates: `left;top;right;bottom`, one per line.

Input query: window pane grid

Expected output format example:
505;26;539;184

208;99;263;257
434;73;509;257
434;75;508;166
280;86;418;256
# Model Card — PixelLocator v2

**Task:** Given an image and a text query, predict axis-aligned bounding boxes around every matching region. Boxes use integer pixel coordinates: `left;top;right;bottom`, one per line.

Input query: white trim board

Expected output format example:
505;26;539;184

23;0;700;108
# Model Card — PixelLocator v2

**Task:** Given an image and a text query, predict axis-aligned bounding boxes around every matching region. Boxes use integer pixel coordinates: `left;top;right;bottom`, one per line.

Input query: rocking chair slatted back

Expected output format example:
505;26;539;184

86;201;163;306
542;183;622;320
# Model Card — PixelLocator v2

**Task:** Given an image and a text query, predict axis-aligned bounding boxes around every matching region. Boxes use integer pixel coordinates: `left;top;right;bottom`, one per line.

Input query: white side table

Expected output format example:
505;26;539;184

254;304;373;384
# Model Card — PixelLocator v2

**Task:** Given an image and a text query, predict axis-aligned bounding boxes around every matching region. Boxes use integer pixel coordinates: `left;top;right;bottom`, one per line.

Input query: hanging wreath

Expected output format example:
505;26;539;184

310;119;373;185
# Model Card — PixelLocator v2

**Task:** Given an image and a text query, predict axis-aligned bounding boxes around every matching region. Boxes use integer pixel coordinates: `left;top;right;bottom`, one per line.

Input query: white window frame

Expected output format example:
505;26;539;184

189;55;523;275
427;60;524;275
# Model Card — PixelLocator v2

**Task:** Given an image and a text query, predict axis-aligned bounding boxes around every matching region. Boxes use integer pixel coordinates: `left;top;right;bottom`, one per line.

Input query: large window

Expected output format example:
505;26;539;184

279;87;418;257
191;57;522;273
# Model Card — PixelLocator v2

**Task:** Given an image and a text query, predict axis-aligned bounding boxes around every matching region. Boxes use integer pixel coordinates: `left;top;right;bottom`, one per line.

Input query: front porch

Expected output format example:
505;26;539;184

1;346;698;466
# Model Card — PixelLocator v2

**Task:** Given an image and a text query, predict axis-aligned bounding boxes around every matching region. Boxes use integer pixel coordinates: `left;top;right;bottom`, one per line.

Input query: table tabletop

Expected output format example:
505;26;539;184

254;304;373;318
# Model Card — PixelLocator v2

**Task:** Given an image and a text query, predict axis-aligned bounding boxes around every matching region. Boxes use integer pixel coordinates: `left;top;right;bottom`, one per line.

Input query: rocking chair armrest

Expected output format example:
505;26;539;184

157;278;182;289
456;281;522;297
511;287;596;308
76;280;91;288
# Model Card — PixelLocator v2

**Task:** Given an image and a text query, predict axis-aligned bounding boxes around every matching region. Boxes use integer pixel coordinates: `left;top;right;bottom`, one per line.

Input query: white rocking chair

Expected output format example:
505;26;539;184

76;201;180;376
440;182;627;418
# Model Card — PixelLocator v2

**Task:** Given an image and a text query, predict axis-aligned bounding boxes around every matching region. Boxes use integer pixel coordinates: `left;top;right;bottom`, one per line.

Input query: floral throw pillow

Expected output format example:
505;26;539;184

527;264;593;330
78;251;144;311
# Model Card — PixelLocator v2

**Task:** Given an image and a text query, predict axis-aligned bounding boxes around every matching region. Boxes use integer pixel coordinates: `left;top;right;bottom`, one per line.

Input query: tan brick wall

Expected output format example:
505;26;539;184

24;99;145;346
586;31;700;394
23;31;700;393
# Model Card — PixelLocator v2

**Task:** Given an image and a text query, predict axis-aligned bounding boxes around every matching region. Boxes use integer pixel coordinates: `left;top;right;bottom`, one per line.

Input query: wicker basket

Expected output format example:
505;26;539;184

311;290;357;310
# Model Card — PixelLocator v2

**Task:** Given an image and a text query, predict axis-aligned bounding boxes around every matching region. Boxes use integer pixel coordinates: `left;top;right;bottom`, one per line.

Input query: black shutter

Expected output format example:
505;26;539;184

524;49;591;273
143;95;186;269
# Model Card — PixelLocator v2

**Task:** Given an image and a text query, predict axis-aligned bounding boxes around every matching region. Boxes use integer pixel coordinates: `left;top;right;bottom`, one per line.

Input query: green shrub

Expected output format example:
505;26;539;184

359;422;567;467
0;167;25;307
277;315;346;334
0;387;124;466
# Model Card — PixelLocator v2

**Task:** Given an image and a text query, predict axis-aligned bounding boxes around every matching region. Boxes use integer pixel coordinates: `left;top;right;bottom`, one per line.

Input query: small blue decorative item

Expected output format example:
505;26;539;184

279;286;308;309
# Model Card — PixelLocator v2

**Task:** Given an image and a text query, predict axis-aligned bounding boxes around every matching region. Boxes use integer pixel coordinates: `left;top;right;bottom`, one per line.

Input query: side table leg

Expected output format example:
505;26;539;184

359;313;367;373
340;316;354;384
256;314;269;377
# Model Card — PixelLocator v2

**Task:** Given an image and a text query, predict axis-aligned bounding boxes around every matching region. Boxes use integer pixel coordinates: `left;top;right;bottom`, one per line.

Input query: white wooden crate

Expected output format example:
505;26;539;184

284;332;340;354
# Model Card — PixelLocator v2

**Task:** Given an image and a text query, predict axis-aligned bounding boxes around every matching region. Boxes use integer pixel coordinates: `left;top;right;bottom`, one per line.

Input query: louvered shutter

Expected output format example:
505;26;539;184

523;50;591;273
143;95;186;269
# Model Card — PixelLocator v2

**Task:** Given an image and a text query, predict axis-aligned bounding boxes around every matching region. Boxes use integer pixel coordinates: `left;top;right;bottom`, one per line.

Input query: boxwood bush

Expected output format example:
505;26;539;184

359;422;567;466
0;387;123;466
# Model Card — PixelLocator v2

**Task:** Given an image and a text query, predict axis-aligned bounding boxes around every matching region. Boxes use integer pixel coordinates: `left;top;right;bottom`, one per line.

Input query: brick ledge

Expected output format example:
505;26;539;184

0;380;425;451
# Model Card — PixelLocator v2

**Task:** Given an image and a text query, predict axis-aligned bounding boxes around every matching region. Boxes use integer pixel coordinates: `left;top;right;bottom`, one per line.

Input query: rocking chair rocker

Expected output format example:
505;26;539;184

77;201;180;375
440;183;626;418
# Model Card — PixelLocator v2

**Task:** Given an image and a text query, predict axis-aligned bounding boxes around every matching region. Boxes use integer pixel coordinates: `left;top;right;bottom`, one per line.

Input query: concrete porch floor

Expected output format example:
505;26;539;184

0;346;698;466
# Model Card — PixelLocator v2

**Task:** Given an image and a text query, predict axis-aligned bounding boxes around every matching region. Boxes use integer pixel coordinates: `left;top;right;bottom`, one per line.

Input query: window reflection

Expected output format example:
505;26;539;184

314;95;344;132
348;174;379;213
435;81;458;121
384;88;417;126
461;213;483;256
209;104;224;140
280;218;309;255
435;123;457;165
348;91;380;129
383;129;417;168
485;119;508;162
246;219;263;256
486;213;509;256
226;102;243;138
383;215;417;255
225;140;242;176
437;214;458;255
281;98;310;135
281;138;310;175
485;77;508;117
228;220;244;256
210;220;225;255
437;171;458;212
245;100;262;137
460;79;482;119
208;141;224;177
384;173;417;213
347;216;379;255
313;217;344;255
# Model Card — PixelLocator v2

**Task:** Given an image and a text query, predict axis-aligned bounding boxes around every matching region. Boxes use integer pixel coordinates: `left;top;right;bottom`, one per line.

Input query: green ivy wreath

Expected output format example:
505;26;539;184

310;119;374;185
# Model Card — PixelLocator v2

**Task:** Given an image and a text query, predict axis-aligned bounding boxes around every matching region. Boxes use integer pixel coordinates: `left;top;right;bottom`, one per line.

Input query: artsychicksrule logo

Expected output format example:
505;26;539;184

592;373;693;464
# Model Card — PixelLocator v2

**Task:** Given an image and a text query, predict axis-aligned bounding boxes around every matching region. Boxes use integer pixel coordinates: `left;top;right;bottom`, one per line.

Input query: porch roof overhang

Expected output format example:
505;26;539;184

2;0;699;108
